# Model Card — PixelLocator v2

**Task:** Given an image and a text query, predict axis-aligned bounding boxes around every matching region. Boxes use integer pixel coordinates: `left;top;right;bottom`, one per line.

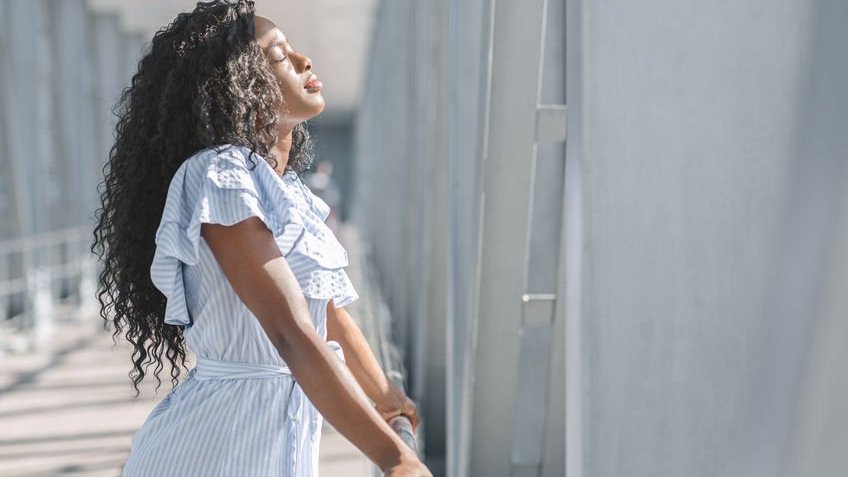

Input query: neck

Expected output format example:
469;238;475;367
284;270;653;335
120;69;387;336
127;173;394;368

269;122;296;176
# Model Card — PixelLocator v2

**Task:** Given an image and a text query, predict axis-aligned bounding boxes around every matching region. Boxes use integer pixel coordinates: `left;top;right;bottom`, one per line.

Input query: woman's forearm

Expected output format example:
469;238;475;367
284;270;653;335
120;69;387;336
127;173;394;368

277;316;412;470
200;220;416;471
326;301;402;412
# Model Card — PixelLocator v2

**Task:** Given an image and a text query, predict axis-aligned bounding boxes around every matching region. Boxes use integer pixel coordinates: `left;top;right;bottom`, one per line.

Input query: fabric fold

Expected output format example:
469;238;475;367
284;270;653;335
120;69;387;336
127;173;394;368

150;144;359;327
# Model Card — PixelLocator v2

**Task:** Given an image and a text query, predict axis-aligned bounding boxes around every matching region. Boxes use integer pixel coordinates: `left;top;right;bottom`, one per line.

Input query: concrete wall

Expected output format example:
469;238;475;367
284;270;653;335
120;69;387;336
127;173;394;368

565;1;848;476
353;0;568;474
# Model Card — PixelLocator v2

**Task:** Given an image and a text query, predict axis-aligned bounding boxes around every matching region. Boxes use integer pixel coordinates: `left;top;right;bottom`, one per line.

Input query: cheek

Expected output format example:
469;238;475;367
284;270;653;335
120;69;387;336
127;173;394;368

281;83;303;101
274;70;303;99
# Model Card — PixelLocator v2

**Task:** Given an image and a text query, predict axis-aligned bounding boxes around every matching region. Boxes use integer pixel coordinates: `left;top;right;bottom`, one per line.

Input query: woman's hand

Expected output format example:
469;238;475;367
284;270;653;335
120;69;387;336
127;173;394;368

375;382;421;433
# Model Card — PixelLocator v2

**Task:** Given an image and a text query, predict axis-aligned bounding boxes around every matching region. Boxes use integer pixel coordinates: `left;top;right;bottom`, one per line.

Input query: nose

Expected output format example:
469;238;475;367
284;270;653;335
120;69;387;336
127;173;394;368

293;52;312;72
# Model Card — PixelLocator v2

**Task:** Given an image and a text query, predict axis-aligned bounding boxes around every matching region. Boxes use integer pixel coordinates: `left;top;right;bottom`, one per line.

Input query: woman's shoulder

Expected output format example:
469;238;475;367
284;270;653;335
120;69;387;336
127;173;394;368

152;144;306;326
183;144;270;172
172;143;300;203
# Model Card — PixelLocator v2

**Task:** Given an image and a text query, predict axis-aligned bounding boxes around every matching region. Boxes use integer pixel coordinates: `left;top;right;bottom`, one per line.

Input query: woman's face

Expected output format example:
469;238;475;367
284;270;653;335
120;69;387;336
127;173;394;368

253;15;324;124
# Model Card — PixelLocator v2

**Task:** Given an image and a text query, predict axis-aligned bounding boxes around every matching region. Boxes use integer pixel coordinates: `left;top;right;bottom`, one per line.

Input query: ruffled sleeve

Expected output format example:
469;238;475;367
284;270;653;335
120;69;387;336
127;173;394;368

150;145;304;327
280;172;360;309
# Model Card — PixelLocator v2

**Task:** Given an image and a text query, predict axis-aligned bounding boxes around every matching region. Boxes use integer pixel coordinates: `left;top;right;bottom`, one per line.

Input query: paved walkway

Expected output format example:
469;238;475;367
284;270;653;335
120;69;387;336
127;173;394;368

0;316;375;477
0;223;379;477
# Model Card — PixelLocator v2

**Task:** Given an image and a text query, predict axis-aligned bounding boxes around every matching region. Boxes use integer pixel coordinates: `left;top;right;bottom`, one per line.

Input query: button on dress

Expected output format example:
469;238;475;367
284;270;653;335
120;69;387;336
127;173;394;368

121;144;360;477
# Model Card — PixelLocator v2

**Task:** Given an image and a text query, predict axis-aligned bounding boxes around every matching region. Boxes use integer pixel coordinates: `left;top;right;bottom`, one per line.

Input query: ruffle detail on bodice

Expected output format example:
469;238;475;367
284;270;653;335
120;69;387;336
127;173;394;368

150;144;358;327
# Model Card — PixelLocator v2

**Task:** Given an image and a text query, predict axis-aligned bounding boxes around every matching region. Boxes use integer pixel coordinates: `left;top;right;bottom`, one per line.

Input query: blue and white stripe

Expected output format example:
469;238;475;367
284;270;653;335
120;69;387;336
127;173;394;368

122;145;358;476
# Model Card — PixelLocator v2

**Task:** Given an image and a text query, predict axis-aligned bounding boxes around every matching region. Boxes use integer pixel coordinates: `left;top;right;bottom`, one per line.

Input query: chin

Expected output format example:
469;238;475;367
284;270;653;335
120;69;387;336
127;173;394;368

288;95;325;122
307;103;326;119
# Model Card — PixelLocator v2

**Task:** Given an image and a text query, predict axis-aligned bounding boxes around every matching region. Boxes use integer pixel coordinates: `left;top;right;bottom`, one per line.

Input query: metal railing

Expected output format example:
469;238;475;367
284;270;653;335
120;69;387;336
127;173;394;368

0;225;97;358
337;223;421;474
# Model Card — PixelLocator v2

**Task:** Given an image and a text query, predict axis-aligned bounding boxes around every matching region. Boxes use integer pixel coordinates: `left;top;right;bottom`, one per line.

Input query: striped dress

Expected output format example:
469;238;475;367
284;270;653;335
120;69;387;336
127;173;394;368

121;144;359;476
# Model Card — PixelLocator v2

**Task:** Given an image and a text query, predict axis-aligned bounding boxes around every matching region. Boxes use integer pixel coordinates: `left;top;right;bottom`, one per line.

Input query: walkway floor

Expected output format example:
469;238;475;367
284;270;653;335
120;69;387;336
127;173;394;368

0;315;375;477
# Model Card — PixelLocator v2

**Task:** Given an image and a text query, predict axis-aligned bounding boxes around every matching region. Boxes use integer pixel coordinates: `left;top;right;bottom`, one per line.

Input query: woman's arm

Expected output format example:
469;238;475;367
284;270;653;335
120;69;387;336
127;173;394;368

200;218;424;474
326;299;420;432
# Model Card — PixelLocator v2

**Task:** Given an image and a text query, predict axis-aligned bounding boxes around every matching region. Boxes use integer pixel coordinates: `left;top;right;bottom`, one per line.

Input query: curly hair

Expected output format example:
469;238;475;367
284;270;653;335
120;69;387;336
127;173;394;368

90;0;314;396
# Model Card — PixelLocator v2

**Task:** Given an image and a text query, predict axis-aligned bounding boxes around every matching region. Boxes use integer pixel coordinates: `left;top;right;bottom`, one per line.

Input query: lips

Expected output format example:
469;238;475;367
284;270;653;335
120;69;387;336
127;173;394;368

304;74;320;89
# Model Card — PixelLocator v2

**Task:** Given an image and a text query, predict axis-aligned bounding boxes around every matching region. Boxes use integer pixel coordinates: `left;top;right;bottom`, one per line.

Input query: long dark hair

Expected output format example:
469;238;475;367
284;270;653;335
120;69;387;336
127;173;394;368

90;0;313;396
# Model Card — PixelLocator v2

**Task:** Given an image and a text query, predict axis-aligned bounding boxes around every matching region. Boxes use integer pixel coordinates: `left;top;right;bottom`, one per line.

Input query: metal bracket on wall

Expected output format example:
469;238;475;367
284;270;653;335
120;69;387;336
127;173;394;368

521;293;557;326
536;104;567;142
511;292;558;477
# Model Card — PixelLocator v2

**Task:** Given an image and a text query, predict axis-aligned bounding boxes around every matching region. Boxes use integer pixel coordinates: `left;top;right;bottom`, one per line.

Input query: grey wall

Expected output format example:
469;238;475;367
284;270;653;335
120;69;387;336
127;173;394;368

565;1;848;476
352;1;451;472
353;0;567;475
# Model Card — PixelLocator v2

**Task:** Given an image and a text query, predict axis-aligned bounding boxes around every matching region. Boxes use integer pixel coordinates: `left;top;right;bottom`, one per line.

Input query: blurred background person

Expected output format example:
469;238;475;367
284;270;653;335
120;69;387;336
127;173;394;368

307;160;343;233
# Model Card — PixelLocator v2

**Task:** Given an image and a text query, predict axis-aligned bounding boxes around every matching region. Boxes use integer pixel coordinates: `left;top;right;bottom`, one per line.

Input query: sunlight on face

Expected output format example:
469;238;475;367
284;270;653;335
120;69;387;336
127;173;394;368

253;14;325;124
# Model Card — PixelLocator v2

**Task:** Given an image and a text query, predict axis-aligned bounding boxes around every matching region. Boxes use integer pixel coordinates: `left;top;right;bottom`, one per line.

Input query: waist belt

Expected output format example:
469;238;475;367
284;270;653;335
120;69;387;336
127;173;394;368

194;340;345;381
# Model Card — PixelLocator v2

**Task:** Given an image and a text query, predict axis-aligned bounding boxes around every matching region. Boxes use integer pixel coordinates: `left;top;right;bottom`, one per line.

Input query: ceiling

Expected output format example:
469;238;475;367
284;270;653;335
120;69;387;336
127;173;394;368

86;0;380;124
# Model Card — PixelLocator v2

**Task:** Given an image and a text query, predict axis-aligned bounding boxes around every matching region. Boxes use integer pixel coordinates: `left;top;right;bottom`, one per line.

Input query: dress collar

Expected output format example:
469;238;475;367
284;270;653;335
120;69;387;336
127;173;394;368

281;168;298;183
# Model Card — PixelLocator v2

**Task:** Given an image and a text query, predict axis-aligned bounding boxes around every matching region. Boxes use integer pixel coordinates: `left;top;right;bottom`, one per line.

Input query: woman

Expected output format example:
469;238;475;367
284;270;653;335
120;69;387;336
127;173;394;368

90;1;432;475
